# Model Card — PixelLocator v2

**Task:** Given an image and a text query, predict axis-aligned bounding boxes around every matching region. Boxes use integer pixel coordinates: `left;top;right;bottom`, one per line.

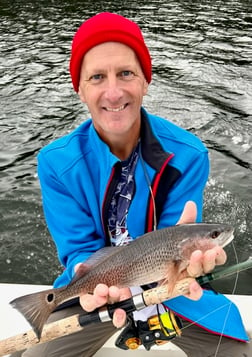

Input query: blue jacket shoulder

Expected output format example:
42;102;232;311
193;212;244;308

148;113;207;154
38;120;92;175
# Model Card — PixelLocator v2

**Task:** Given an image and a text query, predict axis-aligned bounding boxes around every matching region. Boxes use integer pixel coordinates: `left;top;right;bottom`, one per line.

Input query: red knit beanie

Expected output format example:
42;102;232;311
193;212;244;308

69;12;152;92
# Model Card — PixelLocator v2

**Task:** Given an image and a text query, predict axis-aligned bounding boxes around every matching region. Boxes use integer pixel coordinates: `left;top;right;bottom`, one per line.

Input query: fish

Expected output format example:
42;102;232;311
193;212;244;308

10;223;234;339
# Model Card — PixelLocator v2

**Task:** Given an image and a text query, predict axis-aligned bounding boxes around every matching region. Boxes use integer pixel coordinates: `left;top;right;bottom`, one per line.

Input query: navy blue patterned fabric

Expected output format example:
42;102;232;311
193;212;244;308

108;143;140;246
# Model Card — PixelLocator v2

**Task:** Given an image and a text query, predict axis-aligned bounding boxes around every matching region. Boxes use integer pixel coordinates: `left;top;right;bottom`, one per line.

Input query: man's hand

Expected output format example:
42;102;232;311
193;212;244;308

75;263;130;328
177;201;227;300
78;282;131;328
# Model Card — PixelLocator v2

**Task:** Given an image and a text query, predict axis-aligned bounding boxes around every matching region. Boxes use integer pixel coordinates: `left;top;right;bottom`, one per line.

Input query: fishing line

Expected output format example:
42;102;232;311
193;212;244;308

213;241;240;357
179;301;235;331
139;143;157;231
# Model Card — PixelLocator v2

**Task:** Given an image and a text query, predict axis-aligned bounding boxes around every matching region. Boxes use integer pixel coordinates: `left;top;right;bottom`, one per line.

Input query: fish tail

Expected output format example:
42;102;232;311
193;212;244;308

10;287;62;339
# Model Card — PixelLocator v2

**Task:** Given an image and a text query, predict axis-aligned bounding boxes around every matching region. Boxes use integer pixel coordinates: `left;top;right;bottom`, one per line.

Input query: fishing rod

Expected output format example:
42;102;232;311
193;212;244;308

0;258;251;356
196;257;252;285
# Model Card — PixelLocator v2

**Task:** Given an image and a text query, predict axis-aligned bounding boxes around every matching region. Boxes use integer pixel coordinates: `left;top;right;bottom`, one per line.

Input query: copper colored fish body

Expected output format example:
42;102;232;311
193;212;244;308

10;223;234;339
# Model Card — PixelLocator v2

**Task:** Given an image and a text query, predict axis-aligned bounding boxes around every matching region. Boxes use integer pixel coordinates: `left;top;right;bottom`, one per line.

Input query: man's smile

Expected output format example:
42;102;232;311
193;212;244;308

103;104;128;112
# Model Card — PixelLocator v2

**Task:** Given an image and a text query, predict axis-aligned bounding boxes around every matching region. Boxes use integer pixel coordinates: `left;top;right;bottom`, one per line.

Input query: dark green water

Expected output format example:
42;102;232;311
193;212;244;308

0;0;251;294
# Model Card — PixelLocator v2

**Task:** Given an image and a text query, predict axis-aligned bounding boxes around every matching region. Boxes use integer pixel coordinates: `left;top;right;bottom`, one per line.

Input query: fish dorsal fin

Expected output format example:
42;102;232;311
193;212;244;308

85;246;125;266
74;263;90;278
71;246;125;282
71;263;91;283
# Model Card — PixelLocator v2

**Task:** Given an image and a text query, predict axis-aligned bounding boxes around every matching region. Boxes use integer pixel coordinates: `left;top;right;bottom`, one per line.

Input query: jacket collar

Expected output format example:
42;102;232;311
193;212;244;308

140;108;171;172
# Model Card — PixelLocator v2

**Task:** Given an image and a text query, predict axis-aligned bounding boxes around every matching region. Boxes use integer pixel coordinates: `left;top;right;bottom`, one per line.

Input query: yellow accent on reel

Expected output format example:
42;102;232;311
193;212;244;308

148;310;181;337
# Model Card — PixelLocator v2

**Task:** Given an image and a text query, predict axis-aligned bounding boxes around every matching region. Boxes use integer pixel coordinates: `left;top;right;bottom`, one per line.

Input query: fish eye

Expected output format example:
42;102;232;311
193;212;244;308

47;293;54;303
211;230;221;239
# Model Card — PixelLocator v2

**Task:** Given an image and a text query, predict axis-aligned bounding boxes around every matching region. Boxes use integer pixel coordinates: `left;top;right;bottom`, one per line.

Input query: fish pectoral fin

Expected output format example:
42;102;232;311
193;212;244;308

159;261;187;293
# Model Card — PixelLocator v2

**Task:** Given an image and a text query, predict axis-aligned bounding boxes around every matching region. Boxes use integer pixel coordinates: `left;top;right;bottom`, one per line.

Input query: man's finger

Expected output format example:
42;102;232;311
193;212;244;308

213;246;227;265
108;286;121;303
177;201;197;225
203;247;227;273
112;308;127;328
186;280;203;301
80;293;99;312
187;250;204;277
80;284;109;311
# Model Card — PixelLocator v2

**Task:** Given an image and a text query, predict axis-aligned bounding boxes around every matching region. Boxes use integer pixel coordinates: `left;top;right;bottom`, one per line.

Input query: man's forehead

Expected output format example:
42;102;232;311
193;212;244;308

81;43;141;71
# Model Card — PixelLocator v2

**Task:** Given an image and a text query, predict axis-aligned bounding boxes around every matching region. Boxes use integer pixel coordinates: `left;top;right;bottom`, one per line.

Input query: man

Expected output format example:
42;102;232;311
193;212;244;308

22;12;250;357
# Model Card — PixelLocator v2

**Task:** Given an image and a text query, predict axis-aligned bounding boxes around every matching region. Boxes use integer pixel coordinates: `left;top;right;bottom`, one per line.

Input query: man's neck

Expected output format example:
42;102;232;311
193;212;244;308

97;119;141;160
110;135;140;160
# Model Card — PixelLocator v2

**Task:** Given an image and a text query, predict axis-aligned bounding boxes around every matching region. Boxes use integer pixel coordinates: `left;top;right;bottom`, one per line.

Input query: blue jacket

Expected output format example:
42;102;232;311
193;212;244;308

37;108;248;341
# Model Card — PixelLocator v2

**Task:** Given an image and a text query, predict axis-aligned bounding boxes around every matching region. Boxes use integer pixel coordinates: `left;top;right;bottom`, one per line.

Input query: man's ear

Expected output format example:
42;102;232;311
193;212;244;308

78;87;86;103
143;80;149;96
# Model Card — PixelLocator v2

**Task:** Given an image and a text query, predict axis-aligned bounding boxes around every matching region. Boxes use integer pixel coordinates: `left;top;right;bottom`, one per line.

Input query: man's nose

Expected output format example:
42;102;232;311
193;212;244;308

103;76;123;102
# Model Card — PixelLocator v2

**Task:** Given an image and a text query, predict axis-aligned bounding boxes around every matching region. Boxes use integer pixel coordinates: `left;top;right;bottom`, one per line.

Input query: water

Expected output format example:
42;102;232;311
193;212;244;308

0;0;251;294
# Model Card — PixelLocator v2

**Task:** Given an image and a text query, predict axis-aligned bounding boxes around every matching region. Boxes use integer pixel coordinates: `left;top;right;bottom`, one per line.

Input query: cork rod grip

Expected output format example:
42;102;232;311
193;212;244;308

143;277;194;305
0;314;82;356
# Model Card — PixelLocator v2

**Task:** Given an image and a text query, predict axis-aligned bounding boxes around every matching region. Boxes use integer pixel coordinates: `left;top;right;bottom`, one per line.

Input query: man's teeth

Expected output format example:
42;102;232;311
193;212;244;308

106;105;126;112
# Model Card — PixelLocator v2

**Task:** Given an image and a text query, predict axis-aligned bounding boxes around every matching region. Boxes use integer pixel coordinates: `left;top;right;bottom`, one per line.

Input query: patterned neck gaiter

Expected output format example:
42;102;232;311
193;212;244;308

107;142;140;246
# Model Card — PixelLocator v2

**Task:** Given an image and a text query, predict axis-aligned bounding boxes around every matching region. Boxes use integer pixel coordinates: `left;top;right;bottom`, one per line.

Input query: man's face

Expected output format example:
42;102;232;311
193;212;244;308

78;42;148;142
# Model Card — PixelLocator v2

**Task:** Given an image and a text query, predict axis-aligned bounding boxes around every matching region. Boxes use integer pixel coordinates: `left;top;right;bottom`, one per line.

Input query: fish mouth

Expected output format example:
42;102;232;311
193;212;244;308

103;104;128;112
218;229;234;247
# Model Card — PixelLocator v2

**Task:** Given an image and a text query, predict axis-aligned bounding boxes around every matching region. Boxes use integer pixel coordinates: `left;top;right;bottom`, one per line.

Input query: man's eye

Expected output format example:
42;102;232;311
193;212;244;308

120;71;134;79
90;74;103;82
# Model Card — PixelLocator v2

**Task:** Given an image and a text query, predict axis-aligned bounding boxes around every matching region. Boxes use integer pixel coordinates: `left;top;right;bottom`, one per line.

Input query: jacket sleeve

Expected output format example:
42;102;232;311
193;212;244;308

37;150;105;286
158;149;210;228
